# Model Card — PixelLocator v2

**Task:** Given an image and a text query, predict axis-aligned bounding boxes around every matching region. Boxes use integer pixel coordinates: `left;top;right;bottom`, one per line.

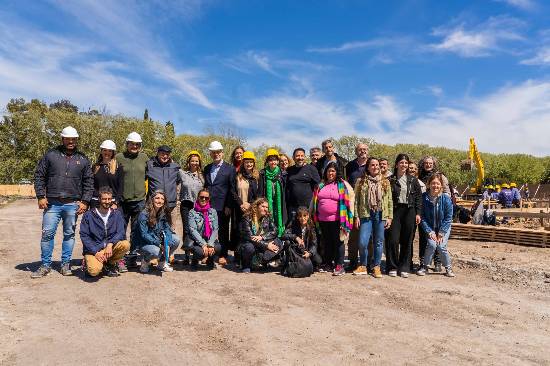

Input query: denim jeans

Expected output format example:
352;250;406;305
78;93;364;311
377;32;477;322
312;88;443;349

40;201;79;267
359;211;385;267
423;230;451;269
140;234;181;261
121;199;145;253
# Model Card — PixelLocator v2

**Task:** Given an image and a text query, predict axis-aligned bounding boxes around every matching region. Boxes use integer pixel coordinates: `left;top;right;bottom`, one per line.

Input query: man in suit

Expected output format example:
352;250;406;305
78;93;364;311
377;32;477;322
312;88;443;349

203;141;237;266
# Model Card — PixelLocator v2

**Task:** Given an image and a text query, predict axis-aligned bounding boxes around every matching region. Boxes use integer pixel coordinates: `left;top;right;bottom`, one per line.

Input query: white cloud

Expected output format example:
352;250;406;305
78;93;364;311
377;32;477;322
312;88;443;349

225;78;550;156
50;0;215;110
495;0;536;11
520;47;550;65
430;16;525;57
307;37;412;53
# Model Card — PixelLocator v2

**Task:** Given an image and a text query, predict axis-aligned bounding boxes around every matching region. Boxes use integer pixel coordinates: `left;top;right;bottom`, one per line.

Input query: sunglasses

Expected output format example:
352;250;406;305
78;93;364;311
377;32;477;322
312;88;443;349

198;196;210;201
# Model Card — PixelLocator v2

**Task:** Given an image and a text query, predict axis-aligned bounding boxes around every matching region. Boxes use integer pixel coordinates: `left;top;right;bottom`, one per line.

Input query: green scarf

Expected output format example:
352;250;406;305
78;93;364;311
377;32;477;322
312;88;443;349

265;166;284;236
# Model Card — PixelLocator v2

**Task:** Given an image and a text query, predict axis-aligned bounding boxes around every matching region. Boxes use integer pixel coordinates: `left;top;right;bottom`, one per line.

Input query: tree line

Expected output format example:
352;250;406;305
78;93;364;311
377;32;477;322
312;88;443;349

1;98;549;186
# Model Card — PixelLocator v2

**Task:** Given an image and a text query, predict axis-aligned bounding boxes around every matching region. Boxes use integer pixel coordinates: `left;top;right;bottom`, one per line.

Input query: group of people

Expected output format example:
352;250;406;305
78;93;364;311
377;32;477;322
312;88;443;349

30;126;455;279
482;183;523;208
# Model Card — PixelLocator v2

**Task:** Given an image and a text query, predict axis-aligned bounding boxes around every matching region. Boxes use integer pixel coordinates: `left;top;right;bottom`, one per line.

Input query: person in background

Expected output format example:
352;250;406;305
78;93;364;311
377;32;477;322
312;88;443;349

135;190;181;273
524;186;530;201
230;145;245;172
386;154;422;278
309;147;322;166
482;185;494;200
31;126;93;278
238;198;283;273
407;162;426;193
510;183;521;207
417;173;455;277
258;149;287;237
344;142;369;271
116;131;148;269
80;187;130;278
379;158;392;178
282;207;322;270
231;151;260;250
499;183;514;208
286;147;321;222
146;145;181;211
311;161;354;276
179;151;205;257
187;189;220;270
204;141;237;266
353;157;392;278
491;186;500;200
315;139;348;179
279;153;293;172
91;140;123;209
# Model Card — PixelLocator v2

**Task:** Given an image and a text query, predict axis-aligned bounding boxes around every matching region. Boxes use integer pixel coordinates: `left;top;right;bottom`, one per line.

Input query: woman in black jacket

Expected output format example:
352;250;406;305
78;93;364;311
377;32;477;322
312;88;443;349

91;140;123;209
238;198;283;273
281;207;321;269
386;153;422;278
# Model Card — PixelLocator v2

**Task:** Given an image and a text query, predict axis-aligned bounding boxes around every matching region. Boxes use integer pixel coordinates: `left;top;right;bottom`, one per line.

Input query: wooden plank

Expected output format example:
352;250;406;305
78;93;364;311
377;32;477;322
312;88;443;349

493;211;550;219
450;223;548;248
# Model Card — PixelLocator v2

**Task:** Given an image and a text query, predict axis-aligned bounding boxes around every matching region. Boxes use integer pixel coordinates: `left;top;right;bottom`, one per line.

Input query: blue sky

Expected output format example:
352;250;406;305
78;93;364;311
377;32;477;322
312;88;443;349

1;0;550;155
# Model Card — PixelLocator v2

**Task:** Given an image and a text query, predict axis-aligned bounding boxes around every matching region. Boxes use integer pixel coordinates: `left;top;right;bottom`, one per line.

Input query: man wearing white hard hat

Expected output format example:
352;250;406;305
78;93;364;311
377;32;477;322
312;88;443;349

32;126;94;278
203;140;237;266
91;140;124;209
116;132;149;269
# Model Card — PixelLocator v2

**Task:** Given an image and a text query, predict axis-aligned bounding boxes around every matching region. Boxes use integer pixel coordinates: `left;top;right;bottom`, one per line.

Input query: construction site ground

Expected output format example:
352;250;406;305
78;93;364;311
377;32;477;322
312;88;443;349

1;199;549;365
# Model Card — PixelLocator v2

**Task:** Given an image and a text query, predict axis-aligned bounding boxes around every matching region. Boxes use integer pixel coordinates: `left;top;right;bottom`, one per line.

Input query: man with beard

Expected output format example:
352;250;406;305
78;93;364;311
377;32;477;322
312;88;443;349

286;148;321;222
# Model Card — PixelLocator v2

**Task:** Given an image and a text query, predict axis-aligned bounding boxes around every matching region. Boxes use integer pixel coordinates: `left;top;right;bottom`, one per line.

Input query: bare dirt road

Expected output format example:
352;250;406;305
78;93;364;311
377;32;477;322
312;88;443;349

1;199;549;365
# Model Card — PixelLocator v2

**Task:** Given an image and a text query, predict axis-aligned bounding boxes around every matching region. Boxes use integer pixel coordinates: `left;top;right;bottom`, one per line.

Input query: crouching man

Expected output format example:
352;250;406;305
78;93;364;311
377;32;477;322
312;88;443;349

80;187;130;277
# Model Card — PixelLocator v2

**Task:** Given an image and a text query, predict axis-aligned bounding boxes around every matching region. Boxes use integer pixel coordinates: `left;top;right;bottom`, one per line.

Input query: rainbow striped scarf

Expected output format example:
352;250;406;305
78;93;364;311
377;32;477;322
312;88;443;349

312;180;353;232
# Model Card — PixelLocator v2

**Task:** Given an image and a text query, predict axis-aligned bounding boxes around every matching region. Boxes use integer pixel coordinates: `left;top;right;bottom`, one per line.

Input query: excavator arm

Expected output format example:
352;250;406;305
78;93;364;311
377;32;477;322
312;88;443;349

468;137;485;192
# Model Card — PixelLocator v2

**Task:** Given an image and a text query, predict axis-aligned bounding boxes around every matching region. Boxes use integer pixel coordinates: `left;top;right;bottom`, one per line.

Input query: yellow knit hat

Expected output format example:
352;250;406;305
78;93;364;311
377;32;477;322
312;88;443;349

187;150;202;160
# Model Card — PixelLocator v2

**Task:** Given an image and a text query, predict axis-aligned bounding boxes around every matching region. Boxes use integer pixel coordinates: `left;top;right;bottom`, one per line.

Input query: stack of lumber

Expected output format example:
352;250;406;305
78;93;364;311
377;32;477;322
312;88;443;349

451;223;549;248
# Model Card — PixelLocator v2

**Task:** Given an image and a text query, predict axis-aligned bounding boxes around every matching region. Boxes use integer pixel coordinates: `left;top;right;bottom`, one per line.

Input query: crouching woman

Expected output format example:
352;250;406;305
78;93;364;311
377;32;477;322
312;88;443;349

135;190;181;273
417;173;455;277
187;189;221;269
80;187;130;277
281;206;322;269
239;198;283;273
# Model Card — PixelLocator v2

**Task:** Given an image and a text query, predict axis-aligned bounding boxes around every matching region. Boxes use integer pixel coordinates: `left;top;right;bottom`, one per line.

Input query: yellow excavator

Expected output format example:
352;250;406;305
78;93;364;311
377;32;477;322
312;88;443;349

460;137;485;194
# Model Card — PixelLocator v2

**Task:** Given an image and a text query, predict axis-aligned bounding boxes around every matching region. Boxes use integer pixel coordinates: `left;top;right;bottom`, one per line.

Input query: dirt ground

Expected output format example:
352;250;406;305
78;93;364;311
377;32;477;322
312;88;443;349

1;199;549;365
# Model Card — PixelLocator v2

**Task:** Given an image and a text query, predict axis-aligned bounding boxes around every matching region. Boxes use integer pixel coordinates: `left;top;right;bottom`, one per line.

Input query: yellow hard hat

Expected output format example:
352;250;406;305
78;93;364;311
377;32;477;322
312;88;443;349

187;150;202;160
510;182;517;187
265;148;280;159
488;185;494;189
496;184;501;189
469;187;476;193
242;151;256;162
502;183;510;189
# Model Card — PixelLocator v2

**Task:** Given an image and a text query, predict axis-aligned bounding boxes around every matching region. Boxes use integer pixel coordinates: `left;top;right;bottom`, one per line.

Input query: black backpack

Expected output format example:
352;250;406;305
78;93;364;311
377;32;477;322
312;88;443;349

281;243;313;278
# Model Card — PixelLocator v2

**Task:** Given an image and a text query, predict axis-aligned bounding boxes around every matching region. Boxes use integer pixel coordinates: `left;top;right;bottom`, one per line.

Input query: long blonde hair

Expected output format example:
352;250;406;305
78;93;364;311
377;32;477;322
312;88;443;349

245;198;269;229
94;153;117;175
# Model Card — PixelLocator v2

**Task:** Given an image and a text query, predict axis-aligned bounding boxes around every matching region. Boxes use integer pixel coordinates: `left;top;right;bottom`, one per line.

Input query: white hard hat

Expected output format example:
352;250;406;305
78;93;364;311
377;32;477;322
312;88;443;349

60;126;79;138
100;140;116;150
126;131;142;143
208;140;223;151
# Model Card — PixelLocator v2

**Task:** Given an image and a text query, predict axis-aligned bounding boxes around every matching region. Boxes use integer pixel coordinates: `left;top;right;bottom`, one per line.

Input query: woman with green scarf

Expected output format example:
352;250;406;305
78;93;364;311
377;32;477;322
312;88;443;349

258;148;288;237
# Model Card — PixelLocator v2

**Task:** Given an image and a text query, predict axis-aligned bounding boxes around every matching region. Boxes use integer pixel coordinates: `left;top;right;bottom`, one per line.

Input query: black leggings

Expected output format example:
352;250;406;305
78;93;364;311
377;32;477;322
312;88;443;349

240;238;283;269
386;204;416;273
318;221;345;266
179;200;194;241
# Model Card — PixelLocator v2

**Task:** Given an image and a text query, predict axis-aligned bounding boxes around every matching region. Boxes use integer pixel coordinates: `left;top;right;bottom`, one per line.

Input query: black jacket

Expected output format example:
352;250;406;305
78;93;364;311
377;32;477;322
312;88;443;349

204;161;237;212
315;153;348;181
146;157;181;208
258;168;288;225
285;164;320;210
240;215;277;250
233;174;259;206
345;158;367;187
34;146;94;203
389;174;422;215
92;163;124;204
281;223;318;257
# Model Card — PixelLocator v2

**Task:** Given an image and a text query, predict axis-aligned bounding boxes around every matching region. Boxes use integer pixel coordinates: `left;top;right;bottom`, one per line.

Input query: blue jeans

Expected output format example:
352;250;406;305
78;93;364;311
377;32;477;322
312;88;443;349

140;234;181;261
40;201;79;267
359;211;385;267
423;230;451;269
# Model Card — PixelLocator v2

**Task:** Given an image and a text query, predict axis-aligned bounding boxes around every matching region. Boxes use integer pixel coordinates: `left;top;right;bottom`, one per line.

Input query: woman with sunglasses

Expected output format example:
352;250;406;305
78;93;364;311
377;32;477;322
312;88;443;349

187;188;220;270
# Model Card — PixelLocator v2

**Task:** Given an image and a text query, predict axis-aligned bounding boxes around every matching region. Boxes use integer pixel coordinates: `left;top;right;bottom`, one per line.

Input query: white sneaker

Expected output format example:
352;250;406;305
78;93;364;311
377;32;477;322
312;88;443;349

139;260;150;273
400;272;409;278
158;261;174;272
388;270;397;277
